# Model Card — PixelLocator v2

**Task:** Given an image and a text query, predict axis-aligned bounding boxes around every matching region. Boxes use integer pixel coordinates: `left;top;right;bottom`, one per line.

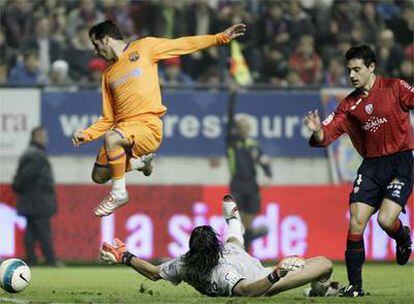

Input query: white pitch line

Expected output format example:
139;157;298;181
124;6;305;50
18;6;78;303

0;298;29;304
0;298;92;304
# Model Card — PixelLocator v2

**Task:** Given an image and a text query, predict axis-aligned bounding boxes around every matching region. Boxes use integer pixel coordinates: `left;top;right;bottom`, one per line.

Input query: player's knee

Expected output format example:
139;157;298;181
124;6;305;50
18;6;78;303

349;216;367;233
377;213;395;231
104;131;122;149
317;256;333;275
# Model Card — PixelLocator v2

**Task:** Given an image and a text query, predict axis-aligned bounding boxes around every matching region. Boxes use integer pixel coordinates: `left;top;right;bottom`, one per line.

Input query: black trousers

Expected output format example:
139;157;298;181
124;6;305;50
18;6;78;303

24;216;56;265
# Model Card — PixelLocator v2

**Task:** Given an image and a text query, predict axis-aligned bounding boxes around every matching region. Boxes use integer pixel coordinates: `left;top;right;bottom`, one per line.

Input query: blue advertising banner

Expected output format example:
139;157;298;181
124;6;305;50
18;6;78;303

41;90;324;157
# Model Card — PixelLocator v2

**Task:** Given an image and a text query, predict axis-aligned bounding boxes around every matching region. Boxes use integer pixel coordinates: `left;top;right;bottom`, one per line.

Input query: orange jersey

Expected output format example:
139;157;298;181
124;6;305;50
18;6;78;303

82;33;230;142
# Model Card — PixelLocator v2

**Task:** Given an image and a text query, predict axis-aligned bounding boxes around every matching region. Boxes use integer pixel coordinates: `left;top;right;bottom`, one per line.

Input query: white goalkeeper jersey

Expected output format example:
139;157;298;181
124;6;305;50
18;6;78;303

159;243;271;297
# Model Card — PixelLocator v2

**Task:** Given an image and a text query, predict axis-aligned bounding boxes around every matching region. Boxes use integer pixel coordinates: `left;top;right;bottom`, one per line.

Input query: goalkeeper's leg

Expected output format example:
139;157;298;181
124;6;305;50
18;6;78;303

265;256;333;296
222;194;245;248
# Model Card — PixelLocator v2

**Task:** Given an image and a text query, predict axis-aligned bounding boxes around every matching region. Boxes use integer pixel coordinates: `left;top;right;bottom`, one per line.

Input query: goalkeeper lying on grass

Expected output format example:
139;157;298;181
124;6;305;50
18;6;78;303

101;194;342;297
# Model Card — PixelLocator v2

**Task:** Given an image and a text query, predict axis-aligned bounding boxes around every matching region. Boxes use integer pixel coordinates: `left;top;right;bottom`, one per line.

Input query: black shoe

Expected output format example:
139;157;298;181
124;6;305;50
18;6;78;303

339;285;366;297
396;226;412;265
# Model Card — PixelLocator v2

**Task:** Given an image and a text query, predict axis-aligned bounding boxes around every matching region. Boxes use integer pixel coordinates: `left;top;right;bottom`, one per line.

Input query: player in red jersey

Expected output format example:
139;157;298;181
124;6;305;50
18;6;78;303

303;45;413;297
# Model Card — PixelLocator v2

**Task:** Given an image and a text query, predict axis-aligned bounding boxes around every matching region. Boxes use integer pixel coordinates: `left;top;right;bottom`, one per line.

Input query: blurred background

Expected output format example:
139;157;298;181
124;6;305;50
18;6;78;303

0;0;413;264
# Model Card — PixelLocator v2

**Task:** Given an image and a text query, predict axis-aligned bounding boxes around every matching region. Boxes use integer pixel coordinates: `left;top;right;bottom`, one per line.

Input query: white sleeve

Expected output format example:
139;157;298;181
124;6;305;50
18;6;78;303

159;257;183;286
215;265;245;296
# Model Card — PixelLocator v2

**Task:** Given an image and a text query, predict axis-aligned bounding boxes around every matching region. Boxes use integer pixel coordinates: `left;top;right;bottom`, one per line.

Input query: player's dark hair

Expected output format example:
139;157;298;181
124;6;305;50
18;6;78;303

89;20;123;40
182;226;223;281
345;44;376;67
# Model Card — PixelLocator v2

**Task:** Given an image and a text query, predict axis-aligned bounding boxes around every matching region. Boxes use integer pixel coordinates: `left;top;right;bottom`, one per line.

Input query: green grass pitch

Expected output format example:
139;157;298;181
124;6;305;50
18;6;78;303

1;263;413;304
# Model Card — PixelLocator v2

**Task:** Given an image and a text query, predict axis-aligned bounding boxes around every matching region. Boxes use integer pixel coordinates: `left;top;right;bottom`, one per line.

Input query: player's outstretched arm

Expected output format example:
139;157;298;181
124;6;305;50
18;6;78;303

152;24;246;62
100;239;162;281
233;256;304;297
303;110;324;143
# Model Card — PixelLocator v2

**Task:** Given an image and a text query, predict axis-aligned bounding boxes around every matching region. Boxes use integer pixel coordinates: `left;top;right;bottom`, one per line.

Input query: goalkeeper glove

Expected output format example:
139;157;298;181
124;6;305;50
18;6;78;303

100;238;136;266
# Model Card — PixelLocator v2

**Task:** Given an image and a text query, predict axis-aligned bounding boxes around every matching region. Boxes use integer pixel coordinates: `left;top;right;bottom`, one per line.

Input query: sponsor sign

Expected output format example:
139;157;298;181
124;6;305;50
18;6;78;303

42;90;324;157
1;184;412;261
0;89;40;156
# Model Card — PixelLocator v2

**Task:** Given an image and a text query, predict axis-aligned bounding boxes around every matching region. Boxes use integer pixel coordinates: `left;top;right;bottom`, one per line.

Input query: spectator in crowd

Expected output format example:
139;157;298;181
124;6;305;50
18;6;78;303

66;0;105;39
65;25;95;81
33;0;68;44
217;1;260;77
87;57;107;87
360;2;384;45
330;1;356;35
48;60;73;86
350;21;367;46
1;0;412;87
183;0;219;80
149;0;185;38
159;57;193;87
285;0;315;45
2;0;34;49
8;49;48;86
260;43;288;85
376;29;404;77
0;27;15;69
22;17;63;75
258;2;290;55
323;57;348;87
197;65;222;87
289;35;323;85
12;127;60;267
399;59;413;83
286;70;305;87
101;0;135;40
0;62;8;85
226;90;272;250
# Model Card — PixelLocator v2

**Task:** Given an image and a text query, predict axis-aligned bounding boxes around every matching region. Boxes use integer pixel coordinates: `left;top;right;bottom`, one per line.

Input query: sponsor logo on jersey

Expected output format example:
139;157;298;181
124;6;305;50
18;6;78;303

365;104;373;115
392;189;401;198
110;68;142;89
400;79;414;92
322;113;334;126
361;116;388;132
387;178;404;191
129;51;140;62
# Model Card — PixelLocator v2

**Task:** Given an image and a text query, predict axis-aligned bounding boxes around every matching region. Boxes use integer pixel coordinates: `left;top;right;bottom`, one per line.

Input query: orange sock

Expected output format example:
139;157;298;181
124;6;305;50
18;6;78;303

107;147;126;180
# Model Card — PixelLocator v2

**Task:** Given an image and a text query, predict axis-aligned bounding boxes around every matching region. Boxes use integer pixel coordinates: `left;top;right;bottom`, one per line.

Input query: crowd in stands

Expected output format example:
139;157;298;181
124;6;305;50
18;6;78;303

1;0;413;88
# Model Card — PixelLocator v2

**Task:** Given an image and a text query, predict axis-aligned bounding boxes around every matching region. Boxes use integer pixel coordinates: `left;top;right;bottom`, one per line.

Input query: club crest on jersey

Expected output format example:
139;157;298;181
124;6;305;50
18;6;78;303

129;52;140;62
365;104;373;115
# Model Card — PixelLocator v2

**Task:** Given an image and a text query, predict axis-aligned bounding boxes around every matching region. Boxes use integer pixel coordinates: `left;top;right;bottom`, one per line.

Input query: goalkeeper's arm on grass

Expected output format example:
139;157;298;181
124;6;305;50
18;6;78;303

100;238;161;281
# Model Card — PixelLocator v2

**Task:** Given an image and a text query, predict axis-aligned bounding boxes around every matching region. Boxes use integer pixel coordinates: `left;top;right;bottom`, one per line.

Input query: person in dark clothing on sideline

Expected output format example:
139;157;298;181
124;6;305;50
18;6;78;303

226;90;273;250
12;126;59;266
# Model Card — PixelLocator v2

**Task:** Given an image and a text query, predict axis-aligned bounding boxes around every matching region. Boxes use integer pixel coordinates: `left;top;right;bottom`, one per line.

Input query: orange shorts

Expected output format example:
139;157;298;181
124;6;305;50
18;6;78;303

95;117;163;167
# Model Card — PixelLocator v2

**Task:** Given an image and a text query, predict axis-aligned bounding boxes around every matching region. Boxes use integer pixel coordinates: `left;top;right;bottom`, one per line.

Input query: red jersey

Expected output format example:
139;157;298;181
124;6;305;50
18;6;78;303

310;77;414;157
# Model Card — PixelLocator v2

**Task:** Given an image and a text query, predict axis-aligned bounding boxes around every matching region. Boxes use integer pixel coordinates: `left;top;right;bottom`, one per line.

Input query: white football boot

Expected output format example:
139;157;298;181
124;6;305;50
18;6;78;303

94;192;129;217
222;194;245;234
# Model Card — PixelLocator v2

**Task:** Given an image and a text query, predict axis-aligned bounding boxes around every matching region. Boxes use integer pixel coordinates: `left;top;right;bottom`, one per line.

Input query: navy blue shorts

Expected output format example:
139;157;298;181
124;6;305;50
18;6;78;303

349;150;413;212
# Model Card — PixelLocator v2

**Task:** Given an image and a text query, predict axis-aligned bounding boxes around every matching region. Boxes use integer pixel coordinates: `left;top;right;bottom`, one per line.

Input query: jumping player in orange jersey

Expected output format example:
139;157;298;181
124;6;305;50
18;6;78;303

72;20;246;217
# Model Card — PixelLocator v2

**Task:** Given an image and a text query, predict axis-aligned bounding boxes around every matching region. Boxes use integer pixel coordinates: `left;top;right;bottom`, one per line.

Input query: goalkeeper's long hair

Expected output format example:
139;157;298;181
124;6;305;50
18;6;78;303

182;225;223;279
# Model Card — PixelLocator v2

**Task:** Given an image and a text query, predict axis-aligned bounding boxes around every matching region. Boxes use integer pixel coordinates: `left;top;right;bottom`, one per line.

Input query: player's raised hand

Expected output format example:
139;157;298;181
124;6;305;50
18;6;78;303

100;238;126;264
72;129;85;147
303;110;322;132
223;23;247;40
